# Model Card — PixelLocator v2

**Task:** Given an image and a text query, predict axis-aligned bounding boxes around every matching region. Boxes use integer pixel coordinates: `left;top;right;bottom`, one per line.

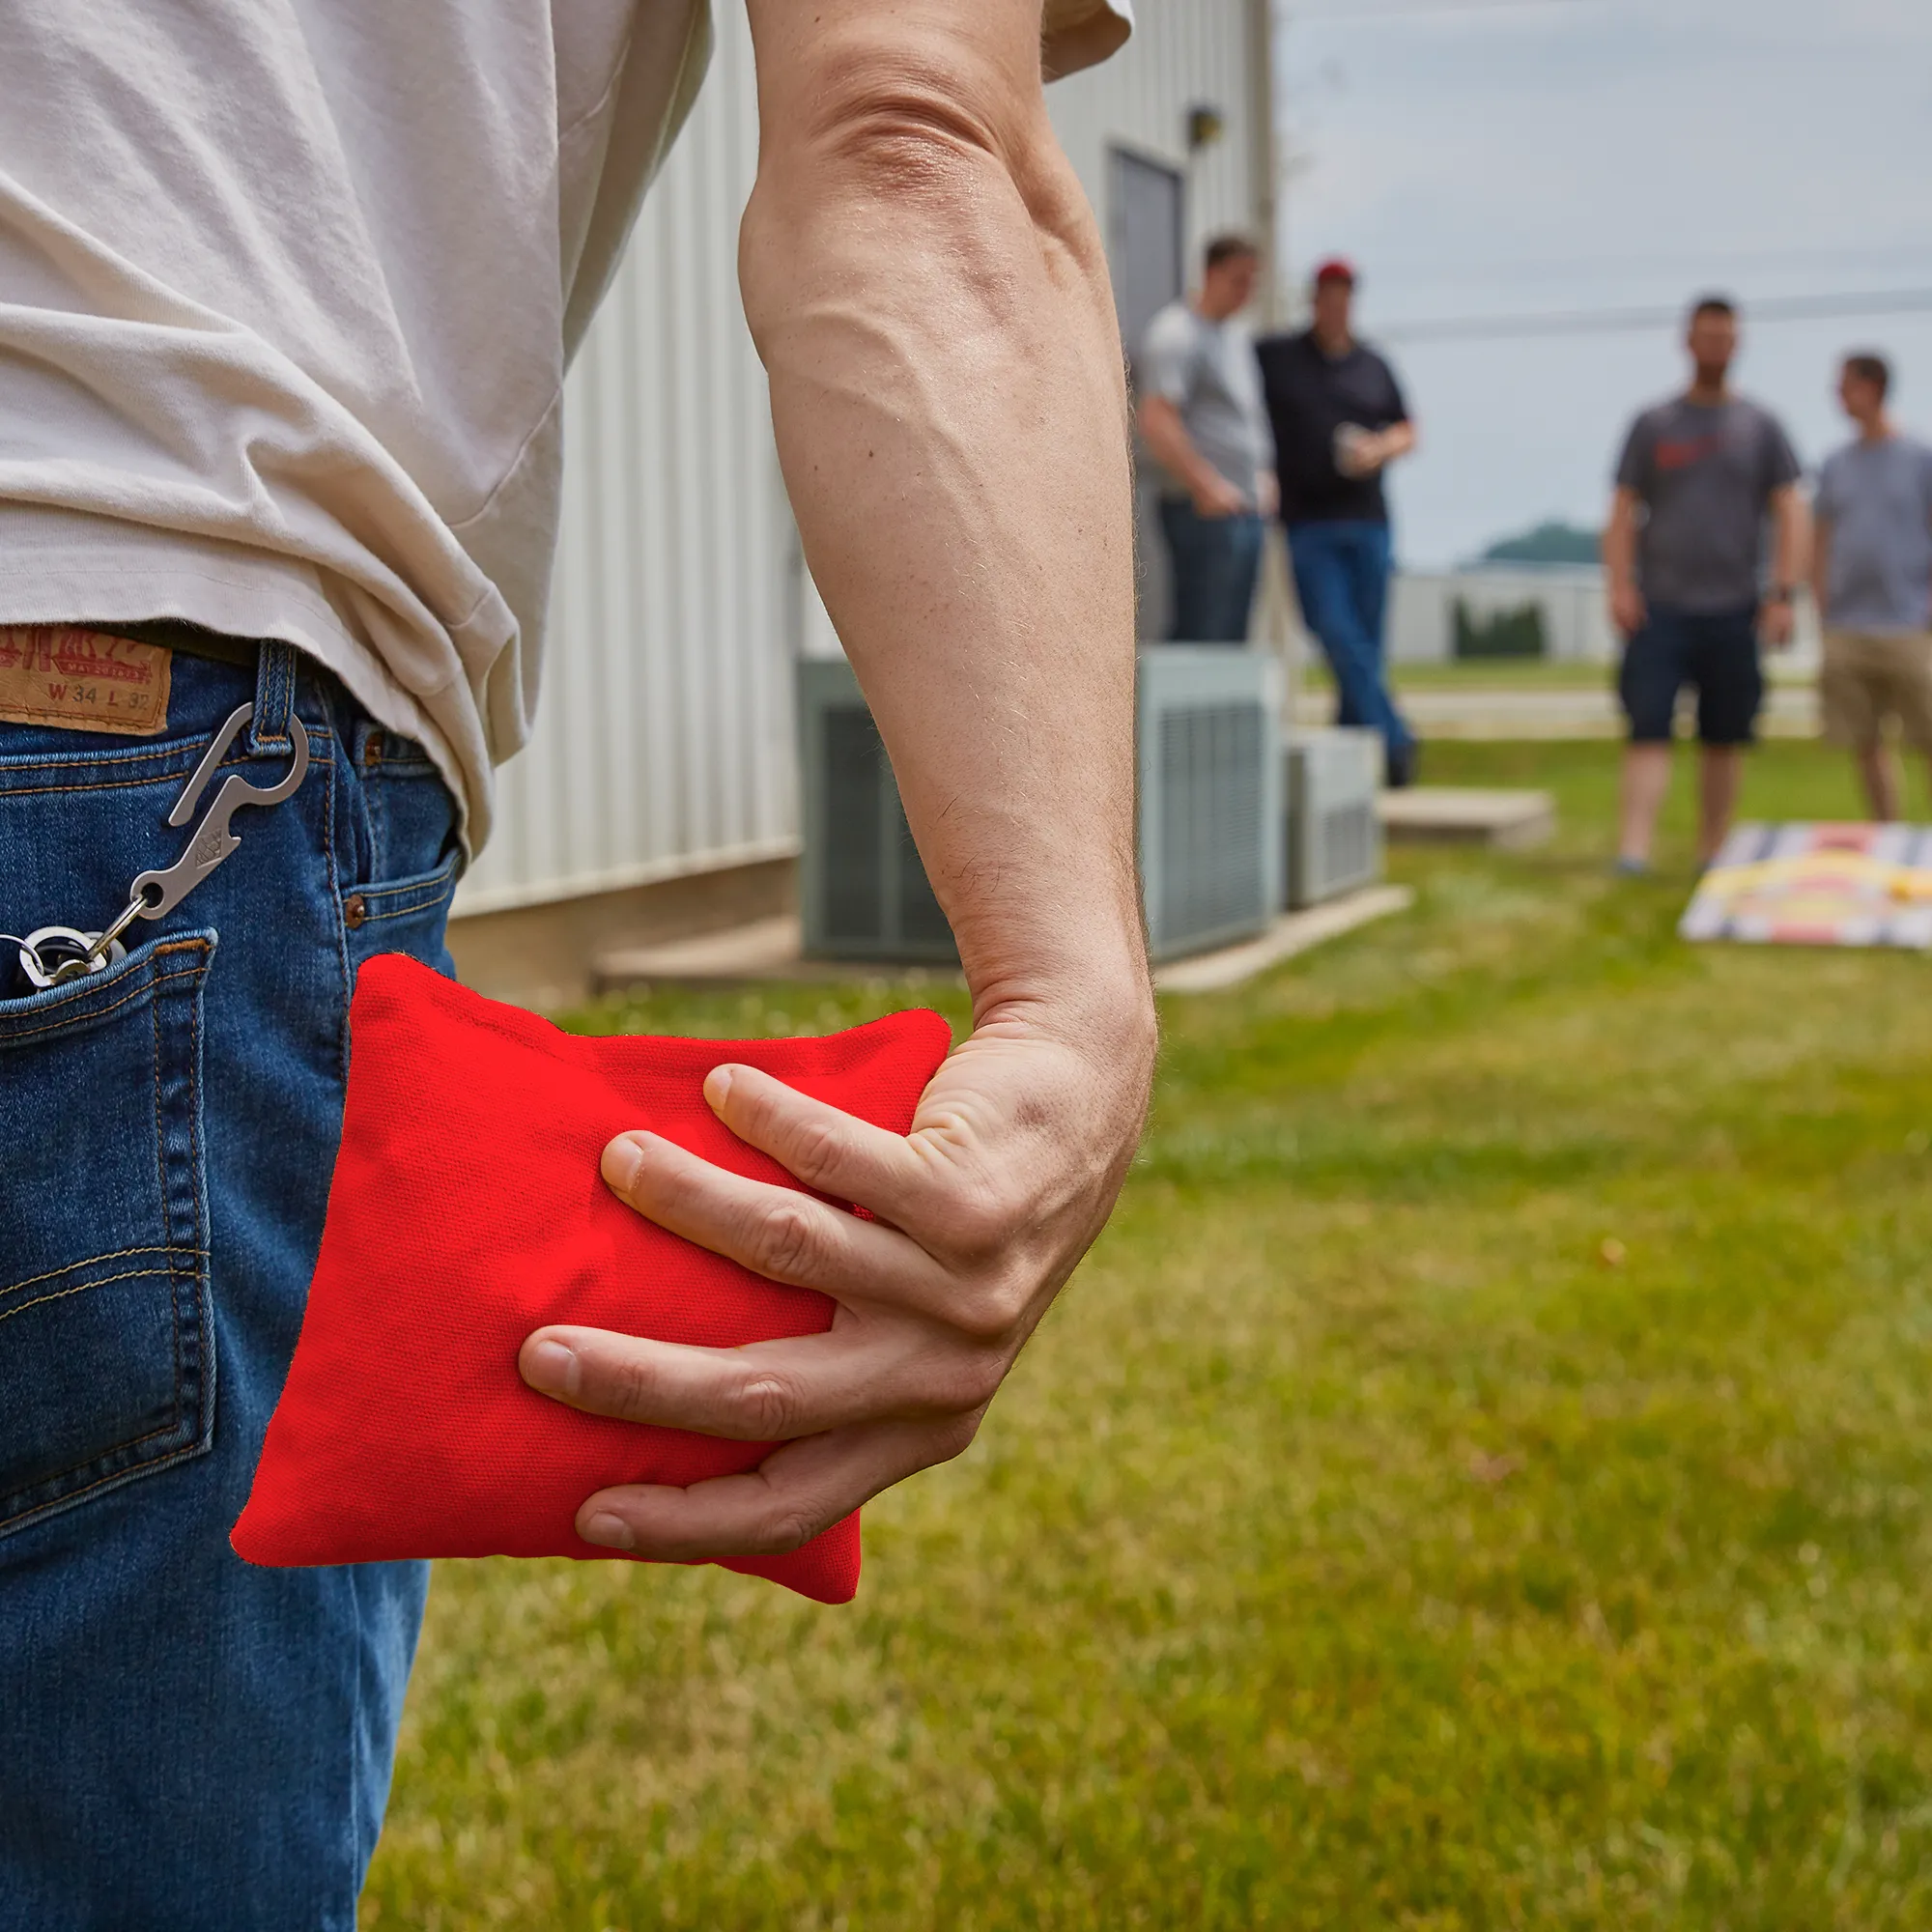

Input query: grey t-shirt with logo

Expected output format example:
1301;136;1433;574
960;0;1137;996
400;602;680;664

1614;396;1803;612
1138;301;1270;508
1815;434;1932;635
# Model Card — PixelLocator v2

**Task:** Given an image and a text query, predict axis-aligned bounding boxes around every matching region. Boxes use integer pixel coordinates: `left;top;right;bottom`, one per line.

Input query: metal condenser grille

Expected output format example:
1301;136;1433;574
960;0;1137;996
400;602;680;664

1155;700;1265;949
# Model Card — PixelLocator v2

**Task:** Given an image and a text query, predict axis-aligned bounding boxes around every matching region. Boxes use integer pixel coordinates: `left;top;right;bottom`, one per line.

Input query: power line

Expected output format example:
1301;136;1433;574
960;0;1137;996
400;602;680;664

1374;287;1932;345
1361;241;1932;286
1285;0;1589;16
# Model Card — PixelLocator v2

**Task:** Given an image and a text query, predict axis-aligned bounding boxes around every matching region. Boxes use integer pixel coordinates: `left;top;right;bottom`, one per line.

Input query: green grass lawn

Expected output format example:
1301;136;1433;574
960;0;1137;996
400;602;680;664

363;740;1932;1929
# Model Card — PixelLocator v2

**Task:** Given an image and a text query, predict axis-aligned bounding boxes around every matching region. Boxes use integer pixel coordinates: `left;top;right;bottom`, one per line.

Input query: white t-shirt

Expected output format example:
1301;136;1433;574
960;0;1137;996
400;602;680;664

1138;302;1268;508
0;0;1132;846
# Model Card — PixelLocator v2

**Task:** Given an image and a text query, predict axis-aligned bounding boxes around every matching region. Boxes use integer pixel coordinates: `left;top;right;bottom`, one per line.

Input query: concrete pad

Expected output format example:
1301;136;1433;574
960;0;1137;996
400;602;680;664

1378;786;1555;848
1154;885;1414;994
592;915;964;991
594;887;1414;997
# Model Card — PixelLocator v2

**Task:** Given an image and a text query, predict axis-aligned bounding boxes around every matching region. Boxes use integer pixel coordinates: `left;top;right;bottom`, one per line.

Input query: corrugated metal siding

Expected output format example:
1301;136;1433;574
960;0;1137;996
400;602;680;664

457;0;1264;916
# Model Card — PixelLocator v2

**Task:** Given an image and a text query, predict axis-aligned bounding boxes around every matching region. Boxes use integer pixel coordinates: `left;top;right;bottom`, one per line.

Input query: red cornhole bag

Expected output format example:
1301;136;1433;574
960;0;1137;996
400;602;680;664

231;952;951;1605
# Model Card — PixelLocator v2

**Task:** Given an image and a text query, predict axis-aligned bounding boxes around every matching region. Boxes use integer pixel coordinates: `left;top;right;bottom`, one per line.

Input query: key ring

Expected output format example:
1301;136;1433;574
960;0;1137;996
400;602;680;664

10;701;309;990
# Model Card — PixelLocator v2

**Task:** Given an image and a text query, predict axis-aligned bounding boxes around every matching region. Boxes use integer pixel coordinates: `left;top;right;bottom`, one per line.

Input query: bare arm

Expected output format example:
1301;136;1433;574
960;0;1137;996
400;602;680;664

1372;420;1417;467
1809;514;1833;630
1603;485;1645;635
1137;393;1245;517
1336;419;1415;479
520;0;1156;1559
1762;484;1808;648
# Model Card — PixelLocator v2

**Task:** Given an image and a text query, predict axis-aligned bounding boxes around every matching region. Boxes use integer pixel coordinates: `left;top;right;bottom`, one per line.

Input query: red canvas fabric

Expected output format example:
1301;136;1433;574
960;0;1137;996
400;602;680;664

232;952;951;1605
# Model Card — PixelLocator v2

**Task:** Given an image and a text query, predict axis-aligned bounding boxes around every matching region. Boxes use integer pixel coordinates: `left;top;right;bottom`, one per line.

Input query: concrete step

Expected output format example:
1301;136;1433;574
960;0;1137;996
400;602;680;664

1378;786;1555;848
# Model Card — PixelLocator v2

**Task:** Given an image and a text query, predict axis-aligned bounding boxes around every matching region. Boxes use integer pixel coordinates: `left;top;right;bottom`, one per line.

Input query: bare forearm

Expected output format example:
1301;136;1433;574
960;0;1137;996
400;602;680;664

1378;420;1416;465
742;0;1146;1031
1138;395;1217;498
1809;520;1832;622
1603;492;1638;586
1771;488;1808;591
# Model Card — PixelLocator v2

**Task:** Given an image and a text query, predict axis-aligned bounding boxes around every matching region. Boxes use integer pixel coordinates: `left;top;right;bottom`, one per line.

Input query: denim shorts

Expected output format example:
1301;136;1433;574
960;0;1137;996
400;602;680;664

1617;605;1764;746
0;639;461;1929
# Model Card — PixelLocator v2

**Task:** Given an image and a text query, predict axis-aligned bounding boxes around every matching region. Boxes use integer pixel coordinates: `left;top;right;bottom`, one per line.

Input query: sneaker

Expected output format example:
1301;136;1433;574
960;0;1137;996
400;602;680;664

1385;740;1420;789
1611;855;1651;877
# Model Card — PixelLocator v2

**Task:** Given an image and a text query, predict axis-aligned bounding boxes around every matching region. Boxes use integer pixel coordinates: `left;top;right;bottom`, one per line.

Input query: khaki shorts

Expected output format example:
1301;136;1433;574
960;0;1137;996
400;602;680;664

1820;629;1932;753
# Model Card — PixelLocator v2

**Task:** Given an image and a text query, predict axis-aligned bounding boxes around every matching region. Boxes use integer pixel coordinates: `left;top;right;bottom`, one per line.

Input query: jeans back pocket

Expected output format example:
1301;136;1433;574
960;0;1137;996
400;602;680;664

0;931;217;1539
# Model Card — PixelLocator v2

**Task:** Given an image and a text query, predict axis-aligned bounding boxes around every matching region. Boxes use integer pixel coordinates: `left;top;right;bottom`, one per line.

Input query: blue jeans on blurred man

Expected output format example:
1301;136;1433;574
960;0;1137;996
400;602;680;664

1159;499;1263;643
1288;518;1415;781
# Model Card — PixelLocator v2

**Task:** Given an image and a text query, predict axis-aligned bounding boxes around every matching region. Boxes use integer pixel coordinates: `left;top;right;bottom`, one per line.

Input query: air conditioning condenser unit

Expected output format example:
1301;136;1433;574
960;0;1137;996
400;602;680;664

1285;727;1383;908
1137;645;1281;959
796;648;1282;965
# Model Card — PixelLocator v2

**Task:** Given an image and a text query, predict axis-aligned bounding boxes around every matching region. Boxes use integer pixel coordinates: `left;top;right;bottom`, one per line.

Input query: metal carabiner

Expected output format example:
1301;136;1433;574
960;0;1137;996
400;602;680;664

128;701;310;922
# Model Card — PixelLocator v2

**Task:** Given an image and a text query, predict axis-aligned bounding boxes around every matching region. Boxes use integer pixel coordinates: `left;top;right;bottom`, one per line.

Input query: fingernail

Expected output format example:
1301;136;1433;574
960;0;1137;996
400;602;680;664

582;1511;635;1550
601;1133;645;1194
524;1338;579;1397
703;1065;735;1111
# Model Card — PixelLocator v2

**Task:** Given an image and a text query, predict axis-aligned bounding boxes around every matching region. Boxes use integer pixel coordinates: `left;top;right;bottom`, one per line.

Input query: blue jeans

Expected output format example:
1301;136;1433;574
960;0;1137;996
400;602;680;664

0;641;462;1928
1287;519;1413;754
1158;499;1263;642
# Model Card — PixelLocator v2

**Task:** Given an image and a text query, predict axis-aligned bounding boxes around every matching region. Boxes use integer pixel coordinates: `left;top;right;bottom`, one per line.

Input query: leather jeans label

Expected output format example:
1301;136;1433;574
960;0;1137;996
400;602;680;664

0;627;172;736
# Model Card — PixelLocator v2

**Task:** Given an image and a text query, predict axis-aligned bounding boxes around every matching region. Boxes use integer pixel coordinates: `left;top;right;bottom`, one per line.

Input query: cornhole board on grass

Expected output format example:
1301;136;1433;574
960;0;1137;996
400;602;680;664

1681;822;1932;949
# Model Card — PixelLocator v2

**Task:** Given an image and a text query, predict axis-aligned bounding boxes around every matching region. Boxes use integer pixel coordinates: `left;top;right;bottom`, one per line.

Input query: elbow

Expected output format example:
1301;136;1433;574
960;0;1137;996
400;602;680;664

758;46;1046;220
743;47;1097;315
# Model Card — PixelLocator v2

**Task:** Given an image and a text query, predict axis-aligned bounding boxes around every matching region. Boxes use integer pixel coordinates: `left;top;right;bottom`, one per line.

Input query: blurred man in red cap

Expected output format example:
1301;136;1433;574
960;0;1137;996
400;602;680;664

1258;259;1419;784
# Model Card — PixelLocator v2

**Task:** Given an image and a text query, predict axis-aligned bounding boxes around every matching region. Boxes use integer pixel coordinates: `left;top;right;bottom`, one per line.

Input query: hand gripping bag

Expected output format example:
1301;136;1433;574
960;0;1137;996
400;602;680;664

231;952;952;1604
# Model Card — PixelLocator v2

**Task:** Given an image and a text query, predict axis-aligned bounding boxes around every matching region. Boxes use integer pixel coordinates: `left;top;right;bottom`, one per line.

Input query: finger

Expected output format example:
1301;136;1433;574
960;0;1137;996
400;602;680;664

520;1321;1001;1440
600;1127;948;1302
572;1415;980;1559
697;1063;933;1223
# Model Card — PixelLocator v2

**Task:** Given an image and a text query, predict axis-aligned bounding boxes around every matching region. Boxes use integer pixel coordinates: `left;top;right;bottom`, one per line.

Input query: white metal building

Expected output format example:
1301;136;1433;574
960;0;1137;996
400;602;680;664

450;0;1275;1003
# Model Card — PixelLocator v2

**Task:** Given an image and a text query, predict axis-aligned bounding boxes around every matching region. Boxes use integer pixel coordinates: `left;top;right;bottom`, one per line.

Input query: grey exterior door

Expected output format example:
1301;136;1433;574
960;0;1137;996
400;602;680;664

1108;147;1185;380
1109;147;1187;638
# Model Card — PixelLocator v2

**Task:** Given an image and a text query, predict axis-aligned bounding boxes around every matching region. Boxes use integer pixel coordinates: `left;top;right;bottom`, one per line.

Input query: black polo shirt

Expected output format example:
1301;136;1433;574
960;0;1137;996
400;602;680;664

1256;328;1409;526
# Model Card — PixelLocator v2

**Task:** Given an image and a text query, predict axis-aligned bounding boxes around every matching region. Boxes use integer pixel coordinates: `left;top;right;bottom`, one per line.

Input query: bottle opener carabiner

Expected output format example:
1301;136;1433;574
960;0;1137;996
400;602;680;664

13;701;309;989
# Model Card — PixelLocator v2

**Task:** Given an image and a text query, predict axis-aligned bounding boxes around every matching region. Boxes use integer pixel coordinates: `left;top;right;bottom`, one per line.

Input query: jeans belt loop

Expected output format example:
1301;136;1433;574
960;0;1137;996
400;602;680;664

248;641;299;756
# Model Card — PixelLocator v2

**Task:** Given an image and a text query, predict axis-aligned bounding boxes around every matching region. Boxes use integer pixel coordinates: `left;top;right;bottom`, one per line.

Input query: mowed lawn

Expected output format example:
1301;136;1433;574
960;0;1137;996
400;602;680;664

363;740;1932;1929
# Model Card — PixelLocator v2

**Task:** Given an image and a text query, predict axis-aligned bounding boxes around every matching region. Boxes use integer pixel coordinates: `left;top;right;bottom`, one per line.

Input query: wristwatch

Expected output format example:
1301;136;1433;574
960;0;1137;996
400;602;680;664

1763;584;1795;605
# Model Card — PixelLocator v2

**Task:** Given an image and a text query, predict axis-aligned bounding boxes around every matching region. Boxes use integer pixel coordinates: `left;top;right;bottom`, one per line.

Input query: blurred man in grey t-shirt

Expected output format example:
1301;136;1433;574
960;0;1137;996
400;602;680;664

1603;296;1806;869
1810;351;1932;819
1135;234;1275;642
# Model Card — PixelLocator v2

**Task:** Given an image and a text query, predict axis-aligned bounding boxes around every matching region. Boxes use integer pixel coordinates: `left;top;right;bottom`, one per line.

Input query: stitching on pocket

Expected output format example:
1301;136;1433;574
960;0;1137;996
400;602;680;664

0;1432;205;1534
0;932;214;1538
361;884;457;923
0;1266;175;1328
0;1243;206;1304
0;749;335;798
0;959;206;1042
357;854;460;908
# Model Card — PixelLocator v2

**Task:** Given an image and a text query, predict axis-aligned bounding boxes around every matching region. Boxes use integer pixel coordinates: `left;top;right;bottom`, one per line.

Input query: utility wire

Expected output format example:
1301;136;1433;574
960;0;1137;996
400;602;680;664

1285;0;1589;16
1374;288;1932;345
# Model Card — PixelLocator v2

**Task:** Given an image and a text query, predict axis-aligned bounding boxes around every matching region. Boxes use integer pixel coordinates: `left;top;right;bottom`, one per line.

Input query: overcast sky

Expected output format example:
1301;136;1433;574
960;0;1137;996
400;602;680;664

1271;0;1932;565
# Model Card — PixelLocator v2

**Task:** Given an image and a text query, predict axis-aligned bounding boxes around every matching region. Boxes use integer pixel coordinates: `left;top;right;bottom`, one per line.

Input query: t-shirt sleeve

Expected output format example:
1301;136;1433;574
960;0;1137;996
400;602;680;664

1614;415;1654;496
1379;355;1409;425
1138;309;1194;407
1043;0;1132;78
1762;415;1803;494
